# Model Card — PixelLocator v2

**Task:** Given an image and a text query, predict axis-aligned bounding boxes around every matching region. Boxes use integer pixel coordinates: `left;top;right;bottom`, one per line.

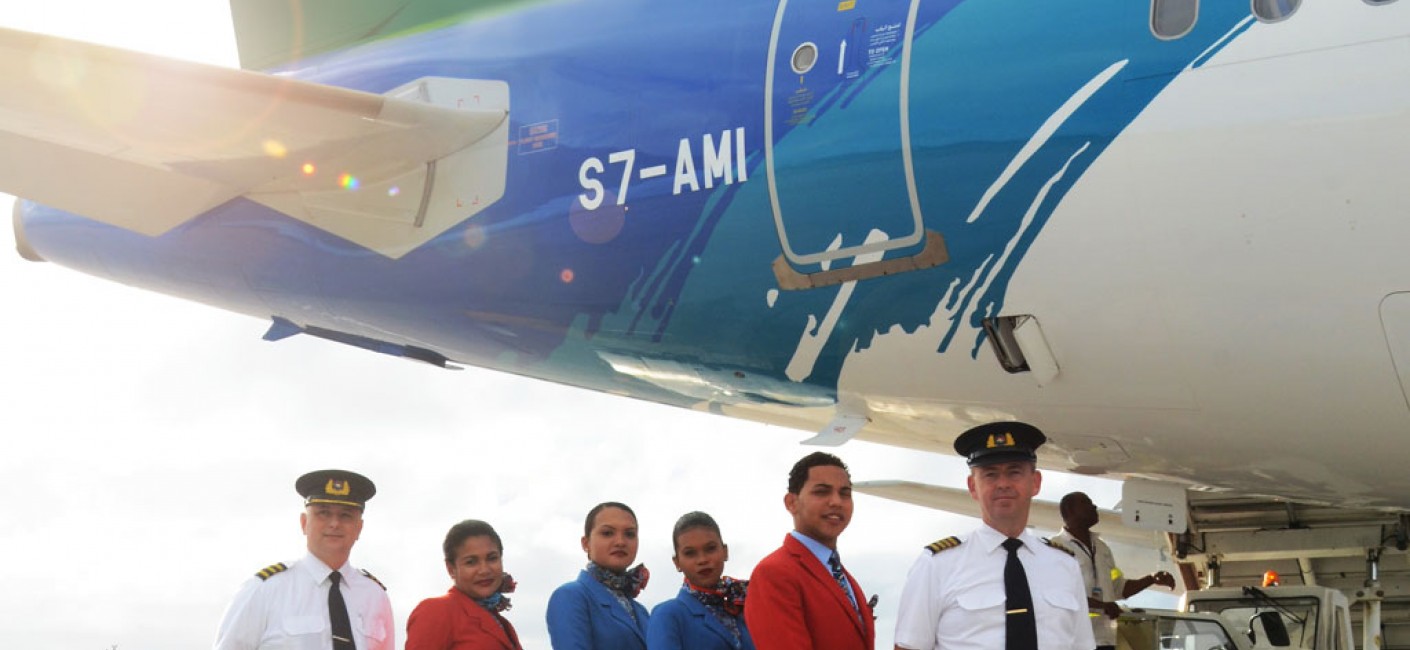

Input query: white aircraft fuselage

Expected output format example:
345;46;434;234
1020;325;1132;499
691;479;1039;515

6;0;1410;512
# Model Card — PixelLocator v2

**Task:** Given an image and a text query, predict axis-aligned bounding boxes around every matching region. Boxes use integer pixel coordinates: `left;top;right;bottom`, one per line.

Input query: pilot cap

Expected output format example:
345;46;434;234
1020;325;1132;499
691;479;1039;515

953;421;1046;467
296;469;376;509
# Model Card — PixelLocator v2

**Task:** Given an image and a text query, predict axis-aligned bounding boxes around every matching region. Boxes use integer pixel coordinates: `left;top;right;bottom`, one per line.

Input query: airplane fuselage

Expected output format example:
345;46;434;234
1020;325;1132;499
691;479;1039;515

16;0;1410;509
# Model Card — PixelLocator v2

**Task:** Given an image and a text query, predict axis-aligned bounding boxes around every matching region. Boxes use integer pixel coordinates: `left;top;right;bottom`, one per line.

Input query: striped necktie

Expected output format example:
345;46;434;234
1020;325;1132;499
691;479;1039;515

827;552;859;613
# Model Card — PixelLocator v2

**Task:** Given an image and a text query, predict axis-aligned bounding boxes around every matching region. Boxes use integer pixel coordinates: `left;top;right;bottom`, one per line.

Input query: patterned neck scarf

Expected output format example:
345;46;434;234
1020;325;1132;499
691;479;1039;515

686;576;749;616
587;562;650;599
474;573;517;613
687;577;749;644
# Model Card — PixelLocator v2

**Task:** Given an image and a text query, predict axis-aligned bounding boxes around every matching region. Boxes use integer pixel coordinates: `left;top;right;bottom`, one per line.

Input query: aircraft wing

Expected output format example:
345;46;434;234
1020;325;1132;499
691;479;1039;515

854;479;1168;548
0;27;509;257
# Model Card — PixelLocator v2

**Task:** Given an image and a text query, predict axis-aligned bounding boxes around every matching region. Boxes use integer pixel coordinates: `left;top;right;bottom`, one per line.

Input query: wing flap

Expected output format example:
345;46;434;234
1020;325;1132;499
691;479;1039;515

0;28;509;255
853;480;1164;548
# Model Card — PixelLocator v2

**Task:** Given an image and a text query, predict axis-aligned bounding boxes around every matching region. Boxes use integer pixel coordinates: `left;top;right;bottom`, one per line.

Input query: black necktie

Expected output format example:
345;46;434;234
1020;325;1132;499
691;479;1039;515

328;571;355;650
1002;538;1038;650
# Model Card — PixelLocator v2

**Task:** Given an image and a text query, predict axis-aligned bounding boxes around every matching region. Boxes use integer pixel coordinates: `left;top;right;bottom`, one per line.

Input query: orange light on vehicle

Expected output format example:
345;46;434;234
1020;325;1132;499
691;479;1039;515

1263;570;1280;587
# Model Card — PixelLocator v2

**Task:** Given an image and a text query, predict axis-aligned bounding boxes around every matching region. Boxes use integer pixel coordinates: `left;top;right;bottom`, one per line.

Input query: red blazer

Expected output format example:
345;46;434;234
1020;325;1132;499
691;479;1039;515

743;535;875;650
406;588;523;650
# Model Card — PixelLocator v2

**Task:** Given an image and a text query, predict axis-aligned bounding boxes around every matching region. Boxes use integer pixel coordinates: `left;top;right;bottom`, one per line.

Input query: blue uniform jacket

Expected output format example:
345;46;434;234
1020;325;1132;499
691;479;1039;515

647;584;755;650
546;569;650;650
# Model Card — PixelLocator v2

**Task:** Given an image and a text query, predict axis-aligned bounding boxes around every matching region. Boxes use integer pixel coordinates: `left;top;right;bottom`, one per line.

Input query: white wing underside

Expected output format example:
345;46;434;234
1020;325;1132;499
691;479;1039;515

854;480;1166;548
0;27;509;258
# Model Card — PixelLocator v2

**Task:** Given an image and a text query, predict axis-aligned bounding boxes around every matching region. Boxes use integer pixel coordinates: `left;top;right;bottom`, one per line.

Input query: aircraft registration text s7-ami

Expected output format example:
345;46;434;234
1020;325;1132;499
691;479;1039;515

6;1;1410;645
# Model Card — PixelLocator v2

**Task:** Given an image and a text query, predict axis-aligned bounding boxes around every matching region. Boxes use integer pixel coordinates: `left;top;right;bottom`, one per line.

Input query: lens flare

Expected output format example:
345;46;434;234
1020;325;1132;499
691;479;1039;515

262;139;288;159
462;225;487;249
560;268;575;284
301;163;316;176
338;174;360;190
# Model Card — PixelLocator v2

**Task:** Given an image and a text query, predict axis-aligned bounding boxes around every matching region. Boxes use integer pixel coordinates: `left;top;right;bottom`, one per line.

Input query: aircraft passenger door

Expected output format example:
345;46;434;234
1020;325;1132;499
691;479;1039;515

765;0;929;275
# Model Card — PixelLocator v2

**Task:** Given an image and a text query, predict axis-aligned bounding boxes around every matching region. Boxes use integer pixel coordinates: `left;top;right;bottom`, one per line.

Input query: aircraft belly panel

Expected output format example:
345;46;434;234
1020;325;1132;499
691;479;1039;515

1380;293;1410;415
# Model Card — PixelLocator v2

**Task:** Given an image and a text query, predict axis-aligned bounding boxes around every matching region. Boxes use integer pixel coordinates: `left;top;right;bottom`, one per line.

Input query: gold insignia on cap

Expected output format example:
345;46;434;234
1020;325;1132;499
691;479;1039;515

985;433;1015;449
325;479;351;496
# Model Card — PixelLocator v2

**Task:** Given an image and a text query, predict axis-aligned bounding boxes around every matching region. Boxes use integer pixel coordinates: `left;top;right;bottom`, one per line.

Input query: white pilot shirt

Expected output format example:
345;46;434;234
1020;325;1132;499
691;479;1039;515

213;553;395;650
894;524;1095;650
1051;529;1128;646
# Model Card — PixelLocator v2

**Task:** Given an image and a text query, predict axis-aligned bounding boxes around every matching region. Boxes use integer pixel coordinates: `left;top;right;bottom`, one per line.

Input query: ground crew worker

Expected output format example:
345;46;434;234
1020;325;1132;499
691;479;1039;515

1051;491;1175;650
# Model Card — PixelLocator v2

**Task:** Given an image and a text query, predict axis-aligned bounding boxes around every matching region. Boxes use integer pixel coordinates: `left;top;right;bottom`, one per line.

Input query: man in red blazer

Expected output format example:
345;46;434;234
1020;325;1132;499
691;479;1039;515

745;452;875;650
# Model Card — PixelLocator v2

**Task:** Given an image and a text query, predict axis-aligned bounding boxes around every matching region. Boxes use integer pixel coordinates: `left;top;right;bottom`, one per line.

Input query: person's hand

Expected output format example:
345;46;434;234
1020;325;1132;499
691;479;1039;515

1103;601;1123;619
1150;571;1176;589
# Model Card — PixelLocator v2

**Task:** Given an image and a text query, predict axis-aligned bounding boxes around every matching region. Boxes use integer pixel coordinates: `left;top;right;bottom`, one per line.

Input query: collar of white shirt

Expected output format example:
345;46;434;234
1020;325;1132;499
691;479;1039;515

973;523;1041;557
296;553;352;585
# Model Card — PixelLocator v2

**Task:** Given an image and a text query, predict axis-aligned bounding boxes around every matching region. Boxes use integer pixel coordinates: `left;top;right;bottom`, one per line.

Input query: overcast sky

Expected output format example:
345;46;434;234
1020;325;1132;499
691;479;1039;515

0;3;1152;649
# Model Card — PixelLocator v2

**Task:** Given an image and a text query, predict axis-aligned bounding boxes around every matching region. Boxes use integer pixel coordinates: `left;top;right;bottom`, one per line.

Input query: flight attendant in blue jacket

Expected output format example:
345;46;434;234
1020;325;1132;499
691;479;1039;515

647;512;755;650
547;501;651;650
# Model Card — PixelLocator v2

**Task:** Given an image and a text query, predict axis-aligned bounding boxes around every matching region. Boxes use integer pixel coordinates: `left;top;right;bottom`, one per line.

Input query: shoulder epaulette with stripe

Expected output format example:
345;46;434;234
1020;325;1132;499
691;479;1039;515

361;568;386;591
924;536;962;554
1043;538;1075;556
255;563;288;580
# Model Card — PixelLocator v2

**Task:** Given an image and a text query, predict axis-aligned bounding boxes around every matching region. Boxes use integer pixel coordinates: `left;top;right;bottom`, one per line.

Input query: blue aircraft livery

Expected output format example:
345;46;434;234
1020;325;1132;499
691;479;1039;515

17;0;1252;413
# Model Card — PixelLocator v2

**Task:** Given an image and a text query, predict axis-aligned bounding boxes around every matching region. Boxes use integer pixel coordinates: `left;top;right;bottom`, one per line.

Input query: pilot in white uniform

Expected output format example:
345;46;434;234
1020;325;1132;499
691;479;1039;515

894;422;1094;650
213;469;394;650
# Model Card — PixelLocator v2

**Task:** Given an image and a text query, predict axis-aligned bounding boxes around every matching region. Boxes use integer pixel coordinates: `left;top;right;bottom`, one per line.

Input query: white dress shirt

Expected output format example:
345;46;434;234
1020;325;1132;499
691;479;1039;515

213;553;394;650
1051;529;1128;646
894;524;1095;650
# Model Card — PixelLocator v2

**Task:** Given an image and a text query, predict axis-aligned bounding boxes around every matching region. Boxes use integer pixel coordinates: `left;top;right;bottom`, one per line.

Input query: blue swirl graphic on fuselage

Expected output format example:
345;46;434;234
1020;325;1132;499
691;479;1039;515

19;0;1255;412
657;1;1252;395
